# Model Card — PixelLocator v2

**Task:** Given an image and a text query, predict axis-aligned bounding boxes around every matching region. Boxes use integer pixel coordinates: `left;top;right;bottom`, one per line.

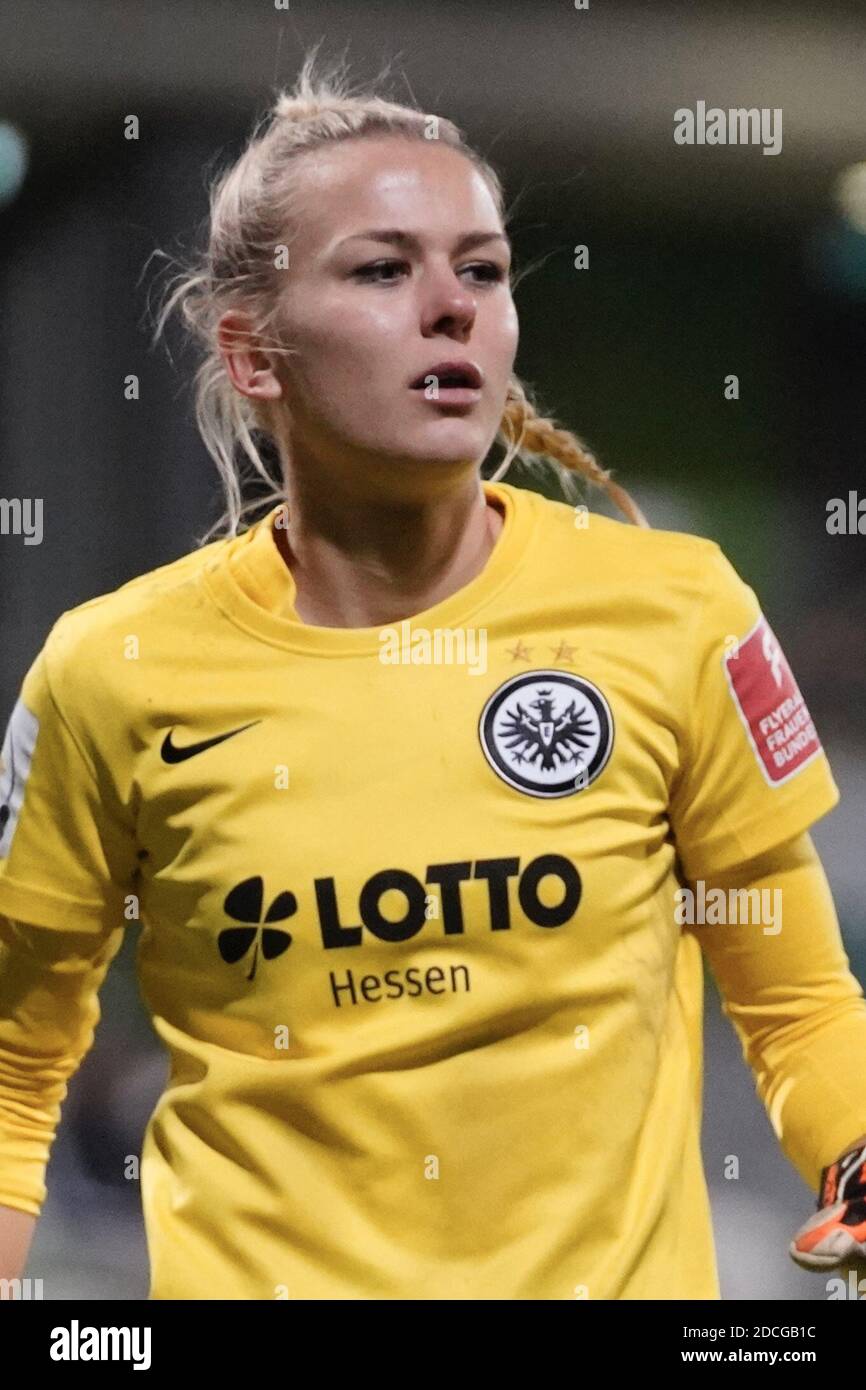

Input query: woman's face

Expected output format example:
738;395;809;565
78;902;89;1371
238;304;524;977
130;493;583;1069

263;135;519;483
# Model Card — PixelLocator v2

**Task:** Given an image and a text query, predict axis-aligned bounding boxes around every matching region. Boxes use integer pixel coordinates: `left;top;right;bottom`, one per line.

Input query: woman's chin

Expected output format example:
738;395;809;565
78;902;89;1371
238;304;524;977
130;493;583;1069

395;423;491;467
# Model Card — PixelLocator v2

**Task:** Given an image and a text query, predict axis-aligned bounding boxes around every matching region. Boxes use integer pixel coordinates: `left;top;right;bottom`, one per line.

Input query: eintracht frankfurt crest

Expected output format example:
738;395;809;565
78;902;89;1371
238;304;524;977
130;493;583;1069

479;670;614;798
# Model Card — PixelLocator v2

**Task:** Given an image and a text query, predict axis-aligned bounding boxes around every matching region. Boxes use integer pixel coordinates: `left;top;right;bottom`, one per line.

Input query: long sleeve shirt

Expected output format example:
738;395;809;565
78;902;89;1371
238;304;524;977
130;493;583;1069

1;480;865;1297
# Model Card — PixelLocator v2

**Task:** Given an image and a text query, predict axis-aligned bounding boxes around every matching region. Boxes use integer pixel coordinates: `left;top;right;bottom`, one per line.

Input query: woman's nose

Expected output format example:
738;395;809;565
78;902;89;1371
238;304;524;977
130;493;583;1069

421;279;477;337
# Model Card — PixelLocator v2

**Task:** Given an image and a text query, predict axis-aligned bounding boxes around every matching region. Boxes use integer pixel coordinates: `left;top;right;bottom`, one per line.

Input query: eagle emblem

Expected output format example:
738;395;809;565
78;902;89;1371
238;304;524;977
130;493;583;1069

479;670;614;797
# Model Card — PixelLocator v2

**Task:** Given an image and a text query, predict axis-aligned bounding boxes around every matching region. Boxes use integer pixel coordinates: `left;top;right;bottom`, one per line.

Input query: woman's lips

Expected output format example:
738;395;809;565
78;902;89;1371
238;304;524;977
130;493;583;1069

411;384;482;405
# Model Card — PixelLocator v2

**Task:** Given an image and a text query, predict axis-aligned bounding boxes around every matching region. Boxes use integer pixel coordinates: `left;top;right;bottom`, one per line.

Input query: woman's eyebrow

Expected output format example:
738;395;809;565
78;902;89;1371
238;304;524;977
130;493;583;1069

334;229;511;254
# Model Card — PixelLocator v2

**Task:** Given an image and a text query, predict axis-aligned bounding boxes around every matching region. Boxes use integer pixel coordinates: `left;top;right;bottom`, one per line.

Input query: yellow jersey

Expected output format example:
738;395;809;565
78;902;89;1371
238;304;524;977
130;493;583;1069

0;480;849;1298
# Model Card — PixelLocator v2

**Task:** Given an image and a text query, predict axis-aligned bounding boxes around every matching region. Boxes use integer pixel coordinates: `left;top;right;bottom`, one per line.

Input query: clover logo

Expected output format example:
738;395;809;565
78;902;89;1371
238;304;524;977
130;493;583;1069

218;876;296;981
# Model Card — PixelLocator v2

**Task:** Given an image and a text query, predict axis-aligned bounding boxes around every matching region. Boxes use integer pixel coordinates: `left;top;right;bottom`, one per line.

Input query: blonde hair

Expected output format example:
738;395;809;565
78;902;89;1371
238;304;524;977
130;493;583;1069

150;45;648;543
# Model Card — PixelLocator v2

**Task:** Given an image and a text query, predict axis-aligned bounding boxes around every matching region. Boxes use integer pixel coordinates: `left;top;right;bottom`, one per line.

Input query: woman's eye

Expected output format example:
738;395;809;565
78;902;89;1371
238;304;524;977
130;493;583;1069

353;260;507;285
462;262;507;284
354;260;409;282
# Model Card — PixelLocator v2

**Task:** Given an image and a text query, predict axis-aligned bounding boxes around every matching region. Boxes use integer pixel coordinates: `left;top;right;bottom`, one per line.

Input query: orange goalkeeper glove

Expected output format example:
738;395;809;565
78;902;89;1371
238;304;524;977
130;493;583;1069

790;1140;866;1270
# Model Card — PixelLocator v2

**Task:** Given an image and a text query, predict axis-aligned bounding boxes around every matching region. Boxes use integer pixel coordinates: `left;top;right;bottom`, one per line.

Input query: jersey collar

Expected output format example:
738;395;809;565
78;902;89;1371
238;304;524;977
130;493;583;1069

200;479;537;656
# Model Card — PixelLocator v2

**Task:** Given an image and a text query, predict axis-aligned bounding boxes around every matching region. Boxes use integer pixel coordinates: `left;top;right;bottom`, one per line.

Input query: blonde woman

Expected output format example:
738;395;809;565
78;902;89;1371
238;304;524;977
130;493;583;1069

1;52;865;1300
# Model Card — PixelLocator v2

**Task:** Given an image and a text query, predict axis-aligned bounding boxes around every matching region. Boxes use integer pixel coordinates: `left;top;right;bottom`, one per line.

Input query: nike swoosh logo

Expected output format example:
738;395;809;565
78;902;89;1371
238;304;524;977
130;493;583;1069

160;720;261;764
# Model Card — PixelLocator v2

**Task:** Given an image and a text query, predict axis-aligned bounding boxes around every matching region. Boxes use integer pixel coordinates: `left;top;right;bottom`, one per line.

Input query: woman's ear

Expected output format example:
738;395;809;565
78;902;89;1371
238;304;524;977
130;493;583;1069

217;310;284;402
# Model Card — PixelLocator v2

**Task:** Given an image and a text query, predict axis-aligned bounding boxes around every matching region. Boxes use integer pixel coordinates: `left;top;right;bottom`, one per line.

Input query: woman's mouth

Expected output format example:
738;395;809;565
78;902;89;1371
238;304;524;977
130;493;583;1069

409;359;484;405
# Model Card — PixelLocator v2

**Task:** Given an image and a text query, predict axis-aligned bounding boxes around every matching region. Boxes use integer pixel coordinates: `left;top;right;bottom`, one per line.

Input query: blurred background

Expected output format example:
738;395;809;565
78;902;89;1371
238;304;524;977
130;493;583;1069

1;0;865;1300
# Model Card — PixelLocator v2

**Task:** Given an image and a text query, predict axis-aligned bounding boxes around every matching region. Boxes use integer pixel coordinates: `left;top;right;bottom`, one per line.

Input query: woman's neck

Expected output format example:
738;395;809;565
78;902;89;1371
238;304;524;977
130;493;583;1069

271;479;504;630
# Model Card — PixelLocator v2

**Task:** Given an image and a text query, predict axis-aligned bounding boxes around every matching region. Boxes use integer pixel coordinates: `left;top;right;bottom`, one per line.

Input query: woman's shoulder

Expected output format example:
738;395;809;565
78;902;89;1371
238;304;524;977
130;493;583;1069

26;527;247;731
520;484;735;595
44;528;239;656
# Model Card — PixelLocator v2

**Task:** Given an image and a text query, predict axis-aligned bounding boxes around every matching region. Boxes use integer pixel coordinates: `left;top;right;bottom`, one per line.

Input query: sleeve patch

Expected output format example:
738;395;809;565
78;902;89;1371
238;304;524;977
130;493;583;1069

0;698;39;858
723;615;824;786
